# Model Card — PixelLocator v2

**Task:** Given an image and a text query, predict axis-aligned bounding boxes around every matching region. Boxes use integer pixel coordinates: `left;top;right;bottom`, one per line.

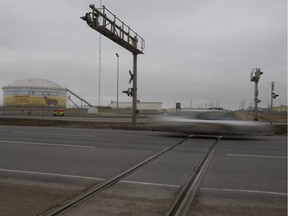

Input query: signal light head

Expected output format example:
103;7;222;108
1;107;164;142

123;88;133;97
272;93;279;99
80;13;92;25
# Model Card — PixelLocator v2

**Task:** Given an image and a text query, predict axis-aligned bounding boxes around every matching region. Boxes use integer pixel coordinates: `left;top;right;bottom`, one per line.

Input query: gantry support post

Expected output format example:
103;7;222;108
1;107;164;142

132;52;138;127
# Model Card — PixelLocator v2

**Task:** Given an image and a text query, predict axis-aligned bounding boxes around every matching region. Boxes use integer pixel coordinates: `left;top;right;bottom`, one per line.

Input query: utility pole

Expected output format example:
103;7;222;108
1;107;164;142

81;5;145;127
250;68;263;121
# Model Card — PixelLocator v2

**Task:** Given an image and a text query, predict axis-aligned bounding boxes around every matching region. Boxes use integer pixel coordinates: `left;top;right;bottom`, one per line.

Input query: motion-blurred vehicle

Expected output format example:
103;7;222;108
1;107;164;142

152;110;272;136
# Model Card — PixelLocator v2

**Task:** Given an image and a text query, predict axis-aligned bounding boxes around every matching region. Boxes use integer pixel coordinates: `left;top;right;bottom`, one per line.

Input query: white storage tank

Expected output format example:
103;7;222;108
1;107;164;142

2;78;67;107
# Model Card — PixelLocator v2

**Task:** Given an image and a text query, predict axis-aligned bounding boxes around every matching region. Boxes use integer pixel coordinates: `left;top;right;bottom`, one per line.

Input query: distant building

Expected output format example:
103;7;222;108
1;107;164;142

2;78;67;108
273;105;287;112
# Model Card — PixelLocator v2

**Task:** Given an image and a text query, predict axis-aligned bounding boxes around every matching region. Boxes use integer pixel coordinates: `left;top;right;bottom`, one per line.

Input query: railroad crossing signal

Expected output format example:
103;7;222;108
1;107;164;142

250;68;263;121
123;70;134;97
272;93;279;99
122;88;133;97
129;70;134;84
270;81;279;124
271;81;279;99
250;68;263;82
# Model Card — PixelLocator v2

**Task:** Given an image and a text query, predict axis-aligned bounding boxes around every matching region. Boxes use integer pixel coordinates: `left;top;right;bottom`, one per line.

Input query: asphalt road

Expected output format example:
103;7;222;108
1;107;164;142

0;125;286;215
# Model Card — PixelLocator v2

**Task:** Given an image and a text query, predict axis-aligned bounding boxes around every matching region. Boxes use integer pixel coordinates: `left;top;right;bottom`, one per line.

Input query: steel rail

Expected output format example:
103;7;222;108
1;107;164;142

41;135;194;216
165;136;222;216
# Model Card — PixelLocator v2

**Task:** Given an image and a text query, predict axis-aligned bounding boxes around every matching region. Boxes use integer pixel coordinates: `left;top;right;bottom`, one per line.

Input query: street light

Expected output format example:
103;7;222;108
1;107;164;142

116;53;119;109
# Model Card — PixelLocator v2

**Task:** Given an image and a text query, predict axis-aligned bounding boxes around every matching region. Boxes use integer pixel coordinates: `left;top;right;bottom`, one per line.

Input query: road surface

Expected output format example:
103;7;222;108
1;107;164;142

0;125;286;215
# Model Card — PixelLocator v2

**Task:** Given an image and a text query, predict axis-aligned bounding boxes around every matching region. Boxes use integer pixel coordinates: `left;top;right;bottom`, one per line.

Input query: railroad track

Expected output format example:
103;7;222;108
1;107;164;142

40;135;221;216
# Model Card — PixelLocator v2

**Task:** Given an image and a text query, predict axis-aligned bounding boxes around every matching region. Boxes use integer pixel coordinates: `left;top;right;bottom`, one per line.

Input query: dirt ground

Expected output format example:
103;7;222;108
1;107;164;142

235;111;287;123
0;181;82;216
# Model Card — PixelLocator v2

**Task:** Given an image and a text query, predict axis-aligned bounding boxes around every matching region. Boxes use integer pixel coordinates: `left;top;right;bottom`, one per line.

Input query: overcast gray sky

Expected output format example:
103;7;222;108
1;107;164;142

1;0;287;109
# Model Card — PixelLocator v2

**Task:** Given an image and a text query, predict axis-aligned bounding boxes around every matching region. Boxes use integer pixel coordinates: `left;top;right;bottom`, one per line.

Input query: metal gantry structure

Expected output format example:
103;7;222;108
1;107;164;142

81;4;145;126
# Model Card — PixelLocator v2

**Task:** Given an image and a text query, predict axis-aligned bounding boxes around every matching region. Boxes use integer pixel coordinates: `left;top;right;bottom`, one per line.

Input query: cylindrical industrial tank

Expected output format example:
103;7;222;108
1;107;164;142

2;78;67;107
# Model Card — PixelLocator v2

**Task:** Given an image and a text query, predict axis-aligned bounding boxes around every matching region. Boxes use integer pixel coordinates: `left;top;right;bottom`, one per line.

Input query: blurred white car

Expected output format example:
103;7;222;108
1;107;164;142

152;111;272;136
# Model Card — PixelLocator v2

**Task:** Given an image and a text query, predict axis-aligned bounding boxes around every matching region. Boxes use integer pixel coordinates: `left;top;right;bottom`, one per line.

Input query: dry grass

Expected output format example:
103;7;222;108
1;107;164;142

235;111;287;123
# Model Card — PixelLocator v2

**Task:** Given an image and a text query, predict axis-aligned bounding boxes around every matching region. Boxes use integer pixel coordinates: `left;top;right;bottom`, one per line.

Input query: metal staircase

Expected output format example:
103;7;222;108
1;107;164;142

66;88;93;107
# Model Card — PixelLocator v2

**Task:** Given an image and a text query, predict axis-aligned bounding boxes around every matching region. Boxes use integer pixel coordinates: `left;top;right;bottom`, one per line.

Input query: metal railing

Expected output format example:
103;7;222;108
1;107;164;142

87;4;145;54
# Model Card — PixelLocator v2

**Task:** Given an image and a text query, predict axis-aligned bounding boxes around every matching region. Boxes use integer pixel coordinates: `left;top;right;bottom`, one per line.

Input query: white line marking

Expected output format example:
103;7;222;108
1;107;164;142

0;168;103;181
201;187;287;196
0;140;95;149
226;154;287;159
0;168;180;188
